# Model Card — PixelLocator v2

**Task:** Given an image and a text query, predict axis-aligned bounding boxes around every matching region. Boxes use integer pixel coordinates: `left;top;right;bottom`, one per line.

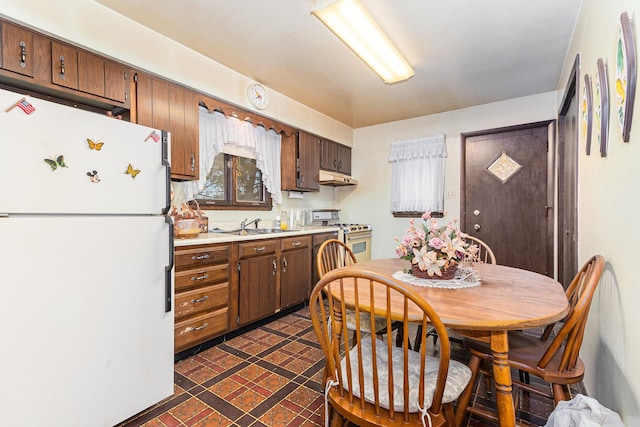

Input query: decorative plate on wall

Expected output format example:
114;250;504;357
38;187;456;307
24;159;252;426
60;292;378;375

616;11;636;142
582;74;593;155
595;58;609;157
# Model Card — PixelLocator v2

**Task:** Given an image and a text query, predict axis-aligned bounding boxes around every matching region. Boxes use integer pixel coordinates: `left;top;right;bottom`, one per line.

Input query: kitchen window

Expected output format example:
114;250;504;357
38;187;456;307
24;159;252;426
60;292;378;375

389;134;446;217
196;153;271;209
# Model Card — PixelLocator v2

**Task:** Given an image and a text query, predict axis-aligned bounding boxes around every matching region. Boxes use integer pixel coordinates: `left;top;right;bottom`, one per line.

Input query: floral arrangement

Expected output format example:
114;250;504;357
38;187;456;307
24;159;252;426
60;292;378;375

394;211;478;278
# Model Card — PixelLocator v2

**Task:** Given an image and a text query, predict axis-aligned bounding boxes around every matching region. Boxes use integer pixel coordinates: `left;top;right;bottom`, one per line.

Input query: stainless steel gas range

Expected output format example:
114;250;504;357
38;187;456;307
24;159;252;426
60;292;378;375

311;209;372;262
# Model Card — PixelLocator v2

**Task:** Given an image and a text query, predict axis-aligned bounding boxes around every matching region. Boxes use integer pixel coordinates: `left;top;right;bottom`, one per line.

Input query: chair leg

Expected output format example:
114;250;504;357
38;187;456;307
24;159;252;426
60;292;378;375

454;354;483;427
552;383;571;405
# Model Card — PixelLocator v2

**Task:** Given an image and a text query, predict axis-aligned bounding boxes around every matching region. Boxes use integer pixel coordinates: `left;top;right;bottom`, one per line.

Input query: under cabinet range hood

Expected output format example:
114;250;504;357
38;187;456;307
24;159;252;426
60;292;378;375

318;170;358;186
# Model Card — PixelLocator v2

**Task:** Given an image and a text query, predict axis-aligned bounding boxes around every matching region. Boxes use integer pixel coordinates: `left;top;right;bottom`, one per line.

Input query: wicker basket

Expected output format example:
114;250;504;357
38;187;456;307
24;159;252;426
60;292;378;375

412;263;457;280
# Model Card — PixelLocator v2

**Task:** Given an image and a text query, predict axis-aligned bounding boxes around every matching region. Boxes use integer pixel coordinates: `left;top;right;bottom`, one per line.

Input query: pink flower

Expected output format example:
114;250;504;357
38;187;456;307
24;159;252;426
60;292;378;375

428;237;444;249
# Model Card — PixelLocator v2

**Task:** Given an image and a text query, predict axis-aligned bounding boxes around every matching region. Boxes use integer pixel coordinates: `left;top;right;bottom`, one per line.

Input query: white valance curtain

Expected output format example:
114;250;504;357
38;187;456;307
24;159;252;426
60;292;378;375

388;134;447;213
186;107;282;204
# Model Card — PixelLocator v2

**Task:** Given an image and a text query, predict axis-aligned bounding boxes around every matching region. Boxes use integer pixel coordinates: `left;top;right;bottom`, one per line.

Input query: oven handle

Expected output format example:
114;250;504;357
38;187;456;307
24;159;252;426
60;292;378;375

345;232;372;242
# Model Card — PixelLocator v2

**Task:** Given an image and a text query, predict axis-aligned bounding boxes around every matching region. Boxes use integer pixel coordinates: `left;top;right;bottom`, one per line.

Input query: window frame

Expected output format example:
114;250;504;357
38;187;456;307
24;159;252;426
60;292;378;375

195;153;272;211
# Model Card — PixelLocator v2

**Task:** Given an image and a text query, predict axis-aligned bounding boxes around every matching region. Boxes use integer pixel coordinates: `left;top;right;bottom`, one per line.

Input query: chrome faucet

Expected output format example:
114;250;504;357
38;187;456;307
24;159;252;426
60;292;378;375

240;218;260;231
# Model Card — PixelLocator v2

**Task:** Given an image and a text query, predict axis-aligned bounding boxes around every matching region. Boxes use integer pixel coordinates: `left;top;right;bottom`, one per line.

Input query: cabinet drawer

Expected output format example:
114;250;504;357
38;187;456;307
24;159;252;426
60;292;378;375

238;240;277;259
175;245;230;270
174;308;227;353
175;283;228;320
281;235;311;252
175;264;229;292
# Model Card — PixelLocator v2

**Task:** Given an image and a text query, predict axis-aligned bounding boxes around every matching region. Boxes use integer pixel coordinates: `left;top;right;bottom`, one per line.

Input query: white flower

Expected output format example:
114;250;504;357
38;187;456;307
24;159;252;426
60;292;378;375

412;247;446;276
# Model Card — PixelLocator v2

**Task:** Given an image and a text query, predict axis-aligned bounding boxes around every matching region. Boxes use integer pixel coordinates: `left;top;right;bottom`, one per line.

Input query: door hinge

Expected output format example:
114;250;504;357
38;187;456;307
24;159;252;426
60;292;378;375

133;73;138;83
236;316;240;325
237;262;241;272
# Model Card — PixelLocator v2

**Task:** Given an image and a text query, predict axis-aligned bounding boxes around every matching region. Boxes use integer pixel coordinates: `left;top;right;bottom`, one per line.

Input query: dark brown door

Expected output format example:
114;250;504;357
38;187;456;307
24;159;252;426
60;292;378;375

462;122;554;276
558;56;580;287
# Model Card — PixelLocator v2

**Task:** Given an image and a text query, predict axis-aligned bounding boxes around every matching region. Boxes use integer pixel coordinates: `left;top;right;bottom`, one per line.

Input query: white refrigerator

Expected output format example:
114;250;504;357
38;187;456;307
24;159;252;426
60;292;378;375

0;87;174;426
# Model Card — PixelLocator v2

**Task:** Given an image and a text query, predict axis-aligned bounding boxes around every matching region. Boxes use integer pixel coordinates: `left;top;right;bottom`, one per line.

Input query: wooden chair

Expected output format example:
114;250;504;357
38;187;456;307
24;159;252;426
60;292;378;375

454;255;605;426
461;234;496;265
309;269;472;427
317;239;397;343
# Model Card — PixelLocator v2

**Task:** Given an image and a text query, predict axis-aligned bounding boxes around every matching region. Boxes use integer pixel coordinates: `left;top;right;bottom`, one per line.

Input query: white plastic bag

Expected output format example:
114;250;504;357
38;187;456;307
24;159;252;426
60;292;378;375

545;394;625;427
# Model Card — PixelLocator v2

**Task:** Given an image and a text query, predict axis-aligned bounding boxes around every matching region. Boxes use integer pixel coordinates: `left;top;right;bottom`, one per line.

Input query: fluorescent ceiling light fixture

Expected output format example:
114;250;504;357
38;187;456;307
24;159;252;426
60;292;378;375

312;0;414;84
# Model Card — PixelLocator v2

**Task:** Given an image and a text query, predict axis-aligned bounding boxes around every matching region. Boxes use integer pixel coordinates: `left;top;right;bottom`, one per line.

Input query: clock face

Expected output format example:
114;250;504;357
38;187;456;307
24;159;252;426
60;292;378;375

247;83;269;109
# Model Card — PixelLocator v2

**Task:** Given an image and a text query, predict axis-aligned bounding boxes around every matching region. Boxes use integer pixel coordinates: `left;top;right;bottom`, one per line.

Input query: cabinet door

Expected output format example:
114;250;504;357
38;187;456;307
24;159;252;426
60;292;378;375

182;89;198;178
298;132;320;191
104;60;128;103
1;22;34;77
169;84;187;176
77;50;104;97
51;42;78;90
281;247;311;308
337;144;352;175
238;255;277;326
312;231;339;286
135;73;153;126
320;139;338;171
151;78;170;132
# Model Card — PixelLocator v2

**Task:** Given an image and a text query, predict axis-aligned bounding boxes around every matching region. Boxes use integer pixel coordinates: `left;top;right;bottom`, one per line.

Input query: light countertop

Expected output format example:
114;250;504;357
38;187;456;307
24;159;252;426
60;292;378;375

174;225;340;247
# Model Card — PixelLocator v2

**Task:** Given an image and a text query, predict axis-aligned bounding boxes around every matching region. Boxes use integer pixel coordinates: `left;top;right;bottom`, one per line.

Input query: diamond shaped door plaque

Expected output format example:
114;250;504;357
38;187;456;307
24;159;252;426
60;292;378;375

487;150;522;183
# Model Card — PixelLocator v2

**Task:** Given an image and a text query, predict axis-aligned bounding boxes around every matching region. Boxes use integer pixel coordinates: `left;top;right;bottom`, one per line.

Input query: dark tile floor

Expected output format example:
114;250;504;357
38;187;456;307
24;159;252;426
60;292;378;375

116;306;584;427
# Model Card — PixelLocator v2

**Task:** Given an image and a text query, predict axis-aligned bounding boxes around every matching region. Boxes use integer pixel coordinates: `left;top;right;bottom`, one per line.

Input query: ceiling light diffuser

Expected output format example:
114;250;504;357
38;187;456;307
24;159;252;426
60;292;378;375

312;0;414;84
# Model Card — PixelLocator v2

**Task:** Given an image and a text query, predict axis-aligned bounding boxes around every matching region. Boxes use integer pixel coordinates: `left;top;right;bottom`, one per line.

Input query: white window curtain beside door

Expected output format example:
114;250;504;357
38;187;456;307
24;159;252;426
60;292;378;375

388;134;447;213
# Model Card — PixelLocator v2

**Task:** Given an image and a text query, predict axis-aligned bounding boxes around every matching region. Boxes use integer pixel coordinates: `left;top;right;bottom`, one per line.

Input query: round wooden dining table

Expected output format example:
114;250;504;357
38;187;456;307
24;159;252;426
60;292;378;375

335;258;570;427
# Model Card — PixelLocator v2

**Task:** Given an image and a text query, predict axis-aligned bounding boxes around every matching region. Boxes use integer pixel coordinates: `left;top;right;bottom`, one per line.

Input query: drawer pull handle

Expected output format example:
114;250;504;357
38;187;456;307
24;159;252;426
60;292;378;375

291;241;302;247
191;273;209;281
254;246;266;252
192;254;210;260
59;55;65;79
191;322;209;332
19;41;27;68
190;295;209;304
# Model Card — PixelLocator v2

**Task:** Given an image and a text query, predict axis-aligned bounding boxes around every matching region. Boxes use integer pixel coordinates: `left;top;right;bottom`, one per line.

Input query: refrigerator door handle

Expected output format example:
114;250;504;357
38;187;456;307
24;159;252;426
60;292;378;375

162;131;171;215
164;215;174;313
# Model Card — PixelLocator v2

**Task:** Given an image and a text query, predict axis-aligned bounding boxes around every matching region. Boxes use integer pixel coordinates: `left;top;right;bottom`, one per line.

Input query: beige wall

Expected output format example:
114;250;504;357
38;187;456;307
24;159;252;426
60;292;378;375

555;0;640;423
347;92;557;259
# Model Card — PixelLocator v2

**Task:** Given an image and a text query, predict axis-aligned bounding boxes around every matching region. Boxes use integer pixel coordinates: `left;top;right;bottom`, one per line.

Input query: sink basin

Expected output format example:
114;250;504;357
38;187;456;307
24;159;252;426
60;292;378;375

213;228;294;236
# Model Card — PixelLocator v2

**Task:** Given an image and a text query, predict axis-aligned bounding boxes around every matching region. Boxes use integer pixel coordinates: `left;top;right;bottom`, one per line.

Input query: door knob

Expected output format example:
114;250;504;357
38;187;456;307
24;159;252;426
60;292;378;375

474;224;481;231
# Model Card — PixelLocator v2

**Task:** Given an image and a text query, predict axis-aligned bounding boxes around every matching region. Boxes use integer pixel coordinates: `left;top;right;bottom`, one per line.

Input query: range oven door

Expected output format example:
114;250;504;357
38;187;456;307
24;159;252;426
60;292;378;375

345;231;372;262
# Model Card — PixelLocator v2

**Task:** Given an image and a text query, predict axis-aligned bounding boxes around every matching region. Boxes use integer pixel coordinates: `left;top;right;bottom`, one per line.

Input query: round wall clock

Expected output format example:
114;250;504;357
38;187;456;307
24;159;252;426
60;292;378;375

247;83;269;110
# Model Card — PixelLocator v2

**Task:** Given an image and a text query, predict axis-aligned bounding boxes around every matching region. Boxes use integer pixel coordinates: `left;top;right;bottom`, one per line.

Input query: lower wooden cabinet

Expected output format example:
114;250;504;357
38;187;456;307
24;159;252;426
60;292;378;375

174;243;230;353
237;239;278;327
280;235;312;308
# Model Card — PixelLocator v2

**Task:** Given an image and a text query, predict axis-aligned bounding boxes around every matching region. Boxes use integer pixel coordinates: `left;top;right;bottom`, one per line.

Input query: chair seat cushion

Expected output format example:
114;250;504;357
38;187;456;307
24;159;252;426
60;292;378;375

339;336;471;412
344;310;389;333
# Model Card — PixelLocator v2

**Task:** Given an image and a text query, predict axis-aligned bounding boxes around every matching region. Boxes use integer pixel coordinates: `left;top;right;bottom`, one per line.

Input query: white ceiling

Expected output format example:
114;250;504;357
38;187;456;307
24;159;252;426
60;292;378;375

96;0;582;129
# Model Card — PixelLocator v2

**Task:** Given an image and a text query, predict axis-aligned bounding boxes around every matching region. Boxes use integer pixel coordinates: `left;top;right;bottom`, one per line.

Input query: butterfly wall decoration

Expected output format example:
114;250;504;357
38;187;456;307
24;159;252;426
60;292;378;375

44;155;68;171
125;163;141;179
87;138;105;151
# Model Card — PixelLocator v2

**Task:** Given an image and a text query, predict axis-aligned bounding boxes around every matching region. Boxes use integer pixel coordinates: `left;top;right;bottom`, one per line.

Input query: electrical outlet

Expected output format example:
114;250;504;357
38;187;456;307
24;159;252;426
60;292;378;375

446;190;456;199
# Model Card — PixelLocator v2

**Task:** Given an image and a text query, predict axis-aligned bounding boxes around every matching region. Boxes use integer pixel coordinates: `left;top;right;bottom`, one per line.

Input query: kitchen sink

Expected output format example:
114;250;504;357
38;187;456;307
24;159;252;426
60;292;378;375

212;228;294;236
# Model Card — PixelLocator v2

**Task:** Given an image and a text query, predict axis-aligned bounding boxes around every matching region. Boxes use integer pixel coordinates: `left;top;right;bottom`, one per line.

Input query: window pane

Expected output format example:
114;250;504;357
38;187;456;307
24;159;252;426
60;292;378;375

197;153;226;200
236;157;264;202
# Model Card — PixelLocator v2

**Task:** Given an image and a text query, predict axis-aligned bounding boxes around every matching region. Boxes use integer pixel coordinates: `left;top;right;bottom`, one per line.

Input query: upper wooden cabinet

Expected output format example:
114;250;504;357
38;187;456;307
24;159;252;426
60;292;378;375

134;73;199;180
51;42;129;104
0;21;50;83
320;139;352;175
281;131;320;192
1;19;130;110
